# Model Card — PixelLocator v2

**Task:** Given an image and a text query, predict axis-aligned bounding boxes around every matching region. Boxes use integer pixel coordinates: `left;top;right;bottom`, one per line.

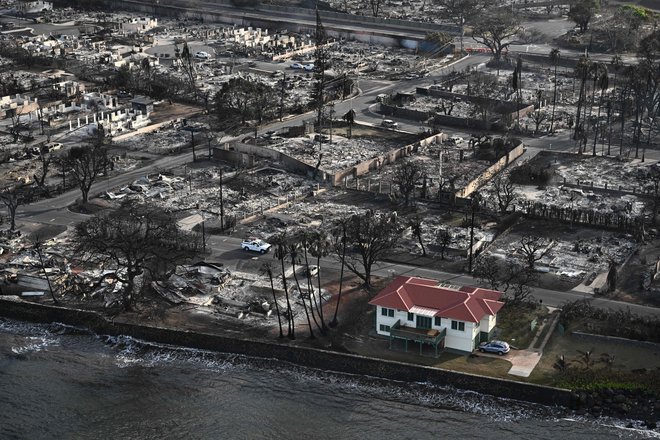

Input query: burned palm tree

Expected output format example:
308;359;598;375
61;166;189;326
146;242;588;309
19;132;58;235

272;231;294;339
330;217;349;327
309;228;331;332
549;48;561;134
591;64;609;155
295;229;322;333
260;262;284;339
288;239;315;339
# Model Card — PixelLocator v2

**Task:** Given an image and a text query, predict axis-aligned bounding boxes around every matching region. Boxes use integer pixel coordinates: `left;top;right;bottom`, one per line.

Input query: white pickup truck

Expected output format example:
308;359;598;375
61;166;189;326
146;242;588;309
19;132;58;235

241;238;271;254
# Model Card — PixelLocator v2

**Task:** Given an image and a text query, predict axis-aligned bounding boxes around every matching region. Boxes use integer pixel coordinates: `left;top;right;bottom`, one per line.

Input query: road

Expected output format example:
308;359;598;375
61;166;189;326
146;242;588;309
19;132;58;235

11;33;659;318
206;235;660;318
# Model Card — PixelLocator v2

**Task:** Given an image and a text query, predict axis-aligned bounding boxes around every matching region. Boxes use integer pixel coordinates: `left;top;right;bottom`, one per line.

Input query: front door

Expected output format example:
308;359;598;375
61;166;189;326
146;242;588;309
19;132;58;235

416;316;432;330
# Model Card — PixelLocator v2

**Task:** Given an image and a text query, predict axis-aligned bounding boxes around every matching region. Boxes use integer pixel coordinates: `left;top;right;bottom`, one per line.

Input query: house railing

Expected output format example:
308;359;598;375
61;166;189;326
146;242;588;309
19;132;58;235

390;320;446;345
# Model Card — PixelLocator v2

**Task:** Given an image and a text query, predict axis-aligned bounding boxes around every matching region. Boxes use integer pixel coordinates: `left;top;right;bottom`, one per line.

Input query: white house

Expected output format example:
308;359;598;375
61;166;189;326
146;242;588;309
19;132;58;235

369;276;504;354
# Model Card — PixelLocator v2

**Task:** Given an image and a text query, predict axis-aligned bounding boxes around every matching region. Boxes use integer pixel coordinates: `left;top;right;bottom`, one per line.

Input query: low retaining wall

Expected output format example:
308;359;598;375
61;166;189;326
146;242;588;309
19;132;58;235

0;297;571;407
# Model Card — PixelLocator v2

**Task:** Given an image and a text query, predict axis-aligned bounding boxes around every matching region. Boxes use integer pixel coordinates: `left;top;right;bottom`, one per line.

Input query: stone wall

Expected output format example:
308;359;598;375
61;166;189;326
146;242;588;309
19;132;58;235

455;142;525;198
0;297;572;407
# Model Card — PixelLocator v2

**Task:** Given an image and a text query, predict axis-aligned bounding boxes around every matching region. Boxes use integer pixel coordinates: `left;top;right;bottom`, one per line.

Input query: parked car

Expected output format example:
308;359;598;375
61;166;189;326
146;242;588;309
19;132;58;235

478;340;510;355
447;136;464;145
43;142;63;152
290;62;303;69
194;51;210;59
241;238;271;254
303;63;315;71
381;119;399;129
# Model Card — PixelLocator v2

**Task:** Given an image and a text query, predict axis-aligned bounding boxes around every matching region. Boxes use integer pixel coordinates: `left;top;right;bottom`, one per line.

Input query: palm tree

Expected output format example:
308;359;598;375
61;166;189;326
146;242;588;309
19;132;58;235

309;228;330;332
607;55;622;155
260;262;284;339
272;232;294;339
587;62;607;155
329;218;348;327
549;48;560;134
592;64;609;156
288;240;315;339
296;229;323;333
573;55;591;152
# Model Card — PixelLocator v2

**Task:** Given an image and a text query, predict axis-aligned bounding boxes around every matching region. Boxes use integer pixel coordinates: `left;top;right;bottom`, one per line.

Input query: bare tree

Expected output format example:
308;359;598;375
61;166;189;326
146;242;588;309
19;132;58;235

517;235;551;270
9;109;26;142
393;161;423;207
471;10;521;65
492;174;518;213
529;109;549;134
437;228;451;260
568;0;599;33
73;201;201;310
474;256;537;303
409;216;426;257
59;144;109;204
338;211;400;290
434;0;485;53
0;185;30;231
32;148;52;197
369;0;383;17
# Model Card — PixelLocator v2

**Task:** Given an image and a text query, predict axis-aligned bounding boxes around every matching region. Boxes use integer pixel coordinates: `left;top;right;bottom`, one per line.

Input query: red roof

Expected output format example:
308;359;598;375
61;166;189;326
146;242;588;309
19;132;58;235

369;276;504;323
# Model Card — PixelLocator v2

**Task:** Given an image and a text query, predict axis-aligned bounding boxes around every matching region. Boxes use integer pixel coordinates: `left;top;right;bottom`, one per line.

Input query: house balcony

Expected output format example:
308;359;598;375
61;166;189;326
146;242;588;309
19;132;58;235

389;320;446;357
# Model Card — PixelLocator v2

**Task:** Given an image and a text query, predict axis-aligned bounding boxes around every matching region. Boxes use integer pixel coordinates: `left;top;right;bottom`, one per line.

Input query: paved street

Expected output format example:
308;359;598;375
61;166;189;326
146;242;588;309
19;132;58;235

10;27;659;318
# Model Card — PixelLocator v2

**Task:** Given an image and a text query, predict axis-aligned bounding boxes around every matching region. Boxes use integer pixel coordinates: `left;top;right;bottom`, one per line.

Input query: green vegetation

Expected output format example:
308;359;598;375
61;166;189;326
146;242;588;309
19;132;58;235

496;302;546;349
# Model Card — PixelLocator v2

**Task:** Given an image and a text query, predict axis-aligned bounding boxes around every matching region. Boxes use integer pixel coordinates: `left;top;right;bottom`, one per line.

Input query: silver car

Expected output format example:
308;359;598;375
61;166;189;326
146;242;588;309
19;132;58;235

478;340;510;355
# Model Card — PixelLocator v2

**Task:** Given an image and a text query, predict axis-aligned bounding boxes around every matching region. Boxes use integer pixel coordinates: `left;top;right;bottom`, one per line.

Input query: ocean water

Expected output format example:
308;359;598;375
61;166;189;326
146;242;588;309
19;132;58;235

0;318;657;440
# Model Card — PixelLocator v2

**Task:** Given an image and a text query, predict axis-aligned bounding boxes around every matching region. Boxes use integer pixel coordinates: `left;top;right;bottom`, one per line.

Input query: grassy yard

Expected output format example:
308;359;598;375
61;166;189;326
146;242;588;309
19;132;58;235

495;302;548;350
527;331;660;393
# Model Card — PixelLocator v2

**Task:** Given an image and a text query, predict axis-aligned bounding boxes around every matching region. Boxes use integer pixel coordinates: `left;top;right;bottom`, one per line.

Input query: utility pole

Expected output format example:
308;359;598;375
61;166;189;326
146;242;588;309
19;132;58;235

219;168;224;231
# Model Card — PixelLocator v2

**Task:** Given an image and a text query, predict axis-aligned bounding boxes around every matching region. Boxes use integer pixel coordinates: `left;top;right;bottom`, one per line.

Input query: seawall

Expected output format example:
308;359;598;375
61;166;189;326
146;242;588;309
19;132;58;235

0;297;572;408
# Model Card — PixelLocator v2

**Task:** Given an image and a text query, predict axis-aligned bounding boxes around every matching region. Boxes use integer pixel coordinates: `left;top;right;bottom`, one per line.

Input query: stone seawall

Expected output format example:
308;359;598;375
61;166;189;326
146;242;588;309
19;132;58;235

0;298;572;408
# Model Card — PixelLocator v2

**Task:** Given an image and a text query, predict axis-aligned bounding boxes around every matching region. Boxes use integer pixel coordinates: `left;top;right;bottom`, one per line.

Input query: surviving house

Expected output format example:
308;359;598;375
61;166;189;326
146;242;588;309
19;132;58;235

369;276;504;355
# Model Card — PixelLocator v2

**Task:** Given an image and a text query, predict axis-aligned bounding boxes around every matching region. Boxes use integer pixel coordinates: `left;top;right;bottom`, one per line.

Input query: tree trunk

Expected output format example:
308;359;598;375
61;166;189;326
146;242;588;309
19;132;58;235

550;63;557;134
330;234;347;327
268;271;284;338
291;259;315;339
315;255;327;331
279;257;294;339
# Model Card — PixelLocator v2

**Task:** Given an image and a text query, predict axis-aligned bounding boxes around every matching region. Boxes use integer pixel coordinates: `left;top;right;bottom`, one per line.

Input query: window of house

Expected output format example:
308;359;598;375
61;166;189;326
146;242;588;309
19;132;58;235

407;312;414;321
381;308;388;316
381;308;394;317
434;317;441;326
379;324;391;332
451;320;465;331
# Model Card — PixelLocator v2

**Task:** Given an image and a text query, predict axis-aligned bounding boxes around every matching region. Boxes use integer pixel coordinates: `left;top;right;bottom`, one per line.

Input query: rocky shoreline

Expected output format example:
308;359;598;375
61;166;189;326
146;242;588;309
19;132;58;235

571;388;658;430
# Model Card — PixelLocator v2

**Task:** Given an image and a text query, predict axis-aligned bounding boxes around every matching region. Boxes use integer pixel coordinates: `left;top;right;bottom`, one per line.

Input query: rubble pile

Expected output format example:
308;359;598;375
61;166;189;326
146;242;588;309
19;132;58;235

486;231;636;280
270;135;404;173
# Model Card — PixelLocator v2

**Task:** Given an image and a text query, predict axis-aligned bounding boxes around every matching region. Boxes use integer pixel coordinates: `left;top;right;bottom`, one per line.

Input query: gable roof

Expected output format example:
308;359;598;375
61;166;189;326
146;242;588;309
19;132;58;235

369;276;504;323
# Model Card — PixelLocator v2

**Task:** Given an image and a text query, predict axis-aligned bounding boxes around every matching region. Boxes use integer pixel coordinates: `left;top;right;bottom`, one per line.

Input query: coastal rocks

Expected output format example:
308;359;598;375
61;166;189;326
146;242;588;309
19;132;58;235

571;388;658;429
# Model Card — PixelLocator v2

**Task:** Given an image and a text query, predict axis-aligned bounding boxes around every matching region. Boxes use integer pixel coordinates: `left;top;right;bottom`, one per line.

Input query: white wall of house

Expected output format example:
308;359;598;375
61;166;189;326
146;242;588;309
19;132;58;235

480;314;497;334
374;307;485;353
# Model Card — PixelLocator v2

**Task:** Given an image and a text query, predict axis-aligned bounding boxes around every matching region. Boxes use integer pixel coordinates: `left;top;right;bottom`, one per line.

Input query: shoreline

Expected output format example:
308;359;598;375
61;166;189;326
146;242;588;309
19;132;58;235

5;296;659;429
0;296;573;407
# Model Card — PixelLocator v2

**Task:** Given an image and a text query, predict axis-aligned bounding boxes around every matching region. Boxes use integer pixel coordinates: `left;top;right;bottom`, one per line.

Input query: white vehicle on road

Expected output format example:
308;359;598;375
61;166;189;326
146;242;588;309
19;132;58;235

290;62;303;69
381;119;399;129
241;238;271;254
194;51;210;59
